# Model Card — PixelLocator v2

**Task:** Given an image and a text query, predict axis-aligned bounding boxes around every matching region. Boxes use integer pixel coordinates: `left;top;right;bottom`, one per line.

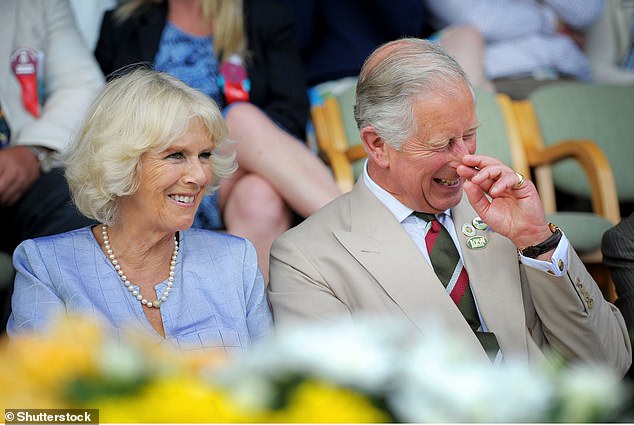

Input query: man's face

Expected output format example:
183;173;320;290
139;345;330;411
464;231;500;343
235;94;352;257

383;83;478;213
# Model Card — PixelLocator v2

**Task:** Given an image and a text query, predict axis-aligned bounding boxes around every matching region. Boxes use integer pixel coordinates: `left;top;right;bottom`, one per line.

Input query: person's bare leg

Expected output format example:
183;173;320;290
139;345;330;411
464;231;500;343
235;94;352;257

439;24;495;93
220;173;292;283
224;103;341;218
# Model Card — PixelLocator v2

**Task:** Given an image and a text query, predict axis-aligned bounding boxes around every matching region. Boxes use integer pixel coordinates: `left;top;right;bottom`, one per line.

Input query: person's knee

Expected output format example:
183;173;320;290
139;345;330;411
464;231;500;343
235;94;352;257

224;102;267;135
228;174;291;228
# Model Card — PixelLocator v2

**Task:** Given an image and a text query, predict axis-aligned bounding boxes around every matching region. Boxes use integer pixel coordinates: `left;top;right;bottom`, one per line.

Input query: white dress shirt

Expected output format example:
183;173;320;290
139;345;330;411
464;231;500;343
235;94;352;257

362;162;569;277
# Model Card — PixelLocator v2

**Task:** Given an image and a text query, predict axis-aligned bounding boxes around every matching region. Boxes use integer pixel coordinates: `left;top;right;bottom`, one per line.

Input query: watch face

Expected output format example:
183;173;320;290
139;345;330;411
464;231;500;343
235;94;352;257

26;146;57;173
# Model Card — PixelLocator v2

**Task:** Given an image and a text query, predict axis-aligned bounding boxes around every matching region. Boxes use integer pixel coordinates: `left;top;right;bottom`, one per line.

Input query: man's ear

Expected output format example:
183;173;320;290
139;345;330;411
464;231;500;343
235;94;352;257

360;126;390;169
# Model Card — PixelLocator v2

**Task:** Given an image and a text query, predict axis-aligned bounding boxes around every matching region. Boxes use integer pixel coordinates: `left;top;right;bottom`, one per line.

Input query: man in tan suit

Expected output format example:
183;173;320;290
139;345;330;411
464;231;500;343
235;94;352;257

268;38;631;375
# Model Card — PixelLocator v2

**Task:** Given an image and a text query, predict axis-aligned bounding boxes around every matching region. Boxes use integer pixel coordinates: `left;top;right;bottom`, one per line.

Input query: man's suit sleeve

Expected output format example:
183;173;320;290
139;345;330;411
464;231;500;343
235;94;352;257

268;233;352;325
523;244;632;376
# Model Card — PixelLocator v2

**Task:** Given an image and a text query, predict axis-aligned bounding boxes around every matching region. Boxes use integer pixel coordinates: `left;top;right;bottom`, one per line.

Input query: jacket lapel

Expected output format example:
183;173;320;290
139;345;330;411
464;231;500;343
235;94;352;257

333;181;489;361
452;196;529;360
136;4;167;64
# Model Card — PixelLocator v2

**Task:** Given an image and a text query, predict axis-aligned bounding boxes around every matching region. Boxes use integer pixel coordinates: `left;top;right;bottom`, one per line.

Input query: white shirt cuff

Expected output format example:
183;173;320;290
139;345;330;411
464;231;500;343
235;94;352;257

518;233;570;276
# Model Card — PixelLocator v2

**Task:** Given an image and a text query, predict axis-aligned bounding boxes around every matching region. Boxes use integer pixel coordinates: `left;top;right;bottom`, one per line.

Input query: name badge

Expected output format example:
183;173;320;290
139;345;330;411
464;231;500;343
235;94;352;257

218;53;250;104
466;235;488;250
11;47;41;117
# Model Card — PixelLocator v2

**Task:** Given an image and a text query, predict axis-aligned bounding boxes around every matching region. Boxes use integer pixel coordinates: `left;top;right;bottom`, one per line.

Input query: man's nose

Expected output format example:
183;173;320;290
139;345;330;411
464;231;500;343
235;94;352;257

449;138;472;165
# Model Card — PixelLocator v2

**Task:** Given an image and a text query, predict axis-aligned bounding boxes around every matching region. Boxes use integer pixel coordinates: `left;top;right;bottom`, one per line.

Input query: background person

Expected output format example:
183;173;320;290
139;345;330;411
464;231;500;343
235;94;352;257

281;0;493;93
7;69;273;354
585;0;634;84
95;0;341;280
602;213;634;378
0;0;105;332
424;0;603;99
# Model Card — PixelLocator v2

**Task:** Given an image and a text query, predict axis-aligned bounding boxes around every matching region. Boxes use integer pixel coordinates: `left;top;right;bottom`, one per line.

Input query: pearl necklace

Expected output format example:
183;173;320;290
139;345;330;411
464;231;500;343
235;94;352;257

101;224;178;309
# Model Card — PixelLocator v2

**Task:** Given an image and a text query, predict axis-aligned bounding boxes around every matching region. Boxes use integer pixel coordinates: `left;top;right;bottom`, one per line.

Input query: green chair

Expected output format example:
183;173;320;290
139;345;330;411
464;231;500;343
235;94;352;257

310;78;364;192
513;83;625;260
479;87;619;301
473;88;530;177
521;82;632;220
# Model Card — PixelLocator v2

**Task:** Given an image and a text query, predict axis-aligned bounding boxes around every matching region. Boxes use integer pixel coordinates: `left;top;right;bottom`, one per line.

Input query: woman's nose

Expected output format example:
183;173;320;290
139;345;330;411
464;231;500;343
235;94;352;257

184;160;210;186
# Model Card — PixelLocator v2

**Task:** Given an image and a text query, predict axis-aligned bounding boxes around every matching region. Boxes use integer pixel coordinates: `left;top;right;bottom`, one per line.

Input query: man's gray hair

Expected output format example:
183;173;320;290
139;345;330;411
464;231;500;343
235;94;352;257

354;38;472;150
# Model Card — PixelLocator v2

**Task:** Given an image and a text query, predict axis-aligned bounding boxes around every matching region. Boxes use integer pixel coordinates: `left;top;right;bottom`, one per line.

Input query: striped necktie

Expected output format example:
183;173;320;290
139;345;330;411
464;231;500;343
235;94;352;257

416;212;500;361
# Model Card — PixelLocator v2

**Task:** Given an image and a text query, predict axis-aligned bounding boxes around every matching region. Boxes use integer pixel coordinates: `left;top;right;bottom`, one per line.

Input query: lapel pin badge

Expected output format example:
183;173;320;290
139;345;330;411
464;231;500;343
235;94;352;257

466;235;488;250
472;216;488;230
461;223;476;237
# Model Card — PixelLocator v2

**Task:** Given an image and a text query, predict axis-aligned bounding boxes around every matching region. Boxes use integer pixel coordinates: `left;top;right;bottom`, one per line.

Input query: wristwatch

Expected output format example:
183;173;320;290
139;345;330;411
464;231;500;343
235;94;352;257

519;223;562;258
26;146;56;173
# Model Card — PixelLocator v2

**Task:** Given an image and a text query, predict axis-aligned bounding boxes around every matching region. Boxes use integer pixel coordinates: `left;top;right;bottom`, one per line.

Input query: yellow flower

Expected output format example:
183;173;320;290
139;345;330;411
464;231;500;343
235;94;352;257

264;379;390;423
95;376;244;423
0;317;102;410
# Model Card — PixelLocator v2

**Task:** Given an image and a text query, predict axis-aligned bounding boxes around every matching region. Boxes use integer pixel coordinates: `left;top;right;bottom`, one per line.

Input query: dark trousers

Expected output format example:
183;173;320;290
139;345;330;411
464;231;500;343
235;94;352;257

0;167;95;253
0;167;96;332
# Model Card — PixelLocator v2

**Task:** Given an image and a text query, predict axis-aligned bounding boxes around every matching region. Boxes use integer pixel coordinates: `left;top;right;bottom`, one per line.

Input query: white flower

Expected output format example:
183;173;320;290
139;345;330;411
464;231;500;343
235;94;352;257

555;363;625;422
215;317;628;422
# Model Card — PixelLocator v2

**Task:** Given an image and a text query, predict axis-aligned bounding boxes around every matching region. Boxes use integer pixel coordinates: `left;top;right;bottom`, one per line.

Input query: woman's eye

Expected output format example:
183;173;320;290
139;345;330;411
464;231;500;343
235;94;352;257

199;151;213;160
166;152;185;160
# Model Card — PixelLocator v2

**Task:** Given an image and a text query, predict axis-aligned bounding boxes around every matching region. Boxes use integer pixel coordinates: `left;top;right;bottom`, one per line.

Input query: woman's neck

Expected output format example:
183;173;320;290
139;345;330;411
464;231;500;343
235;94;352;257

95;222;177;285
168;0;213;36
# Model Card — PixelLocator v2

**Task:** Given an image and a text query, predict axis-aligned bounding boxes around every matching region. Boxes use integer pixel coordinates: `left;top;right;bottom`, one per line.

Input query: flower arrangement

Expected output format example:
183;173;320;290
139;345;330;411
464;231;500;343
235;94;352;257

1;315;631;423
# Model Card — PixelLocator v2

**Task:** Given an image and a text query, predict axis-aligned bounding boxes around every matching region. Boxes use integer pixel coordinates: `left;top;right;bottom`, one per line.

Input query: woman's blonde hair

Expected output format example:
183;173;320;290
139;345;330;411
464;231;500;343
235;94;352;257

115;0;246;62
64;68;237;226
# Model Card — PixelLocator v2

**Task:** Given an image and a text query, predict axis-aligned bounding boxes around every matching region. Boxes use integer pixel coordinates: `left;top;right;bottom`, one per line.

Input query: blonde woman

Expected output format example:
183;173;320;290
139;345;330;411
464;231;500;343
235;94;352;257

95;0;341;281
8;69;273;353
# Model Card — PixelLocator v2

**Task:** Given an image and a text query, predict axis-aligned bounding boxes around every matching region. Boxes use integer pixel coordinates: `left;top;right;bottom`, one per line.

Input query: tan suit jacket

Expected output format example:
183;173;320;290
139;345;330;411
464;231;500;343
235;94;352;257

269;179;632;374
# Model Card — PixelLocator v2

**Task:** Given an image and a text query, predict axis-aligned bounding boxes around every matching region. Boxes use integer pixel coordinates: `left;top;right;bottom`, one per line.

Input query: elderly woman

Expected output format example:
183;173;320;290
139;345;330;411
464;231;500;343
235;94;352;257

6;68;273;353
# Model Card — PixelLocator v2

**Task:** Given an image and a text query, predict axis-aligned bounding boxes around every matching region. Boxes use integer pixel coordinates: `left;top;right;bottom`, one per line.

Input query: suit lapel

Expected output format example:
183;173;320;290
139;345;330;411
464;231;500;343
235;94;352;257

333;181;489;361
452;196;529;360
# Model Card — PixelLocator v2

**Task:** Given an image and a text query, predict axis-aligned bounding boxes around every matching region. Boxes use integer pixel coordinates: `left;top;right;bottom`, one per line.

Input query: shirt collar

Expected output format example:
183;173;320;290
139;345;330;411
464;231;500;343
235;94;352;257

361;160;452;223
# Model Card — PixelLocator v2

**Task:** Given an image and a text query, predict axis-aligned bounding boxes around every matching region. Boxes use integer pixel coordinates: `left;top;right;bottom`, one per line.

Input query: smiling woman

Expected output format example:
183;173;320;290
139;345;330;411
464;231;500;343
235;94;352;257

6;69;273;353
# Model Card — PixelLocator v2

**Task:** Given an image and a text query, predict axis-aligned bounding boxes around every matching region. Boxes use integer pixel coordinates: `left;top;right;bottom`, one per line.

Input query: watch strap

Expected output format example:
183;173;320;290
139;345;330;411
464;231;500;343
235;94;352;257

519;223;562;258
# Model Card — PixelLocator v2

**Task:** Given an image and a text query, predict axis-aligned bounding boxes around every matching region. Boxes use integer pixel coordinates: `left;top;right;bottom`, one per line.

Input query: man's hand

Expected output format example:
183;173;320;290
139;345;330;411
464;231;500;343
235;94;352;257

457;154;553;252
0;146;40;206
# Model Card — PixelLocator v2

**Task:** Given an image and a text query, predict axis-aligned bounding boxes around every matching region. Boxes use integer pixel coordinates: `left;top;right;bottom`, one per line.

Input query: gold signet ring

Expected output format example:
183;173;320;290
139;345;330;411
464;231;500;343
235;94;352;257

513;172;525;189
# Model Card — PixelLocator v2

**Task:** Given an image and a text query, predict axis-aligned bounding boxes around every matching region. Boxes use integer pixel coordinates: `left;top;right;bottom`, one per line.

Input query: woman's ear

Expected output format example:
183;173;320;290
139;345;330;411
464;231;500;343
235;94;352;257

360;126;390;169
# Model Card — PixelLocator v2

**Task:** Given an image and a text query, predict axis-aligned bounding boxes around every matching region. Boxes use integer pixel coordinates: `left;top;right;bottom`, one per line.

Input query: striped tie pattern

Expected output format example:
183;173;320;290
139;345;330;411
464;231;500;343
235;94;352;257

416;212;500;361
